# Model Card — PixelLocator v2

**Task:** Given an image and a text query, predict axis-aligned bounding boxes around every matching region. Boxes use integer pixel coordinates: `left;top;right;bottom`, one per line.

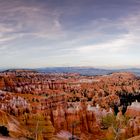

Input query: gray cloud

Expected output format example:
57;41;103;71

0;0;140;68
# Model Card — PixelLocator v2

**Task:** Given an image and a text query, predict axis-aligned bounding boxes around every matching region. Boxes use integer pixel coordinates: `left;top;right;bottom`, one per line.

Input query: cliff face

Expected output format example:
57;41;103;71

0;77;5;90
125;117;140;138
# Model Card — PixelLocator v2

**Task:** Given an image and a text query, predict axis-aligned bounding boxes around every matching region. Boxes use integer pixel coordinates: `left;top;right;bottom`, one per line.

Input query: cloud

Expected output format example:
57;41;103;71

0;36;17;43
0;0;140;67
77;35;128;53
66;12;139;56
0;0;64;47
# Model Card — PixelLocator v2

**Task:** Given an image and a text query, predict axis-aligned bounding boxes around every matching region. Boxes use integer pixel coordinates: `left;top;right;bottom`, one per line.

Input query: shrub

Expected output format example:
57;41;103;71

101;114;116;129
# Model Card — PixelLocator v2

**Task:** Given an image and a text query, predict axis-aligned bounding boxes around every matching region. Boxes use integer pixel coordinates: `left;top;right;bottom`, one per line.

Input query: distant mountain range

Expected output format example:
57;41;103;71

36;67;140;76
1;67;140;76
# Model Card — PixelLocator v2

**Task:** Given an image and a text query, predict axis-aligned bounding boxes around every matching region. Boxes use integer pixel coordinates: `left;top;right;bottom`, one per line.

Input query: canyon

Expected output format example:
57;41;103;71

0;70;140;140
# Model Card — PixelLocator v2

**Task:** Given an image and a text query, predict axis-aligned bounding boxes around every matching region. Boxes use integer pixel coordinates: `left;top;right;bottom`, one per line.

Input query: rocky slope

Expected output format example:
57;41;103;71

0;110;31;139
127;135;140;140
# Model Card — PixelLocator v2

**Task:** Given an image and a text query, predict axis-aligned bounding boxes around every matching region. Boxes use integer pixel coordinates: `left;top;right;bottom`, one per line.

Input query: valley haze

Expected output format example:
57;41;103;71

1;67;140;76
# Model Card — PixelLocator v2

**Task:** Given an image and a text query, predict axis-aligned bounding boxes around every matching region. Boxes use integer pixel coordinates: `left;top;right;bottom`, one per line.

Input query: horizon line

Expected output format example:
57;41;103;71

1;66;140;70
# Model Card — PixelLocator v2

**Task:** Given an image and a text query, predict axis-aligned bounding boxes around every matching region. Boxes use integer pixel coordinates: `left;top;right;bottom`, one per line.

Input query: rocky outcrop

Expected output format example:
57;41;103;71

126;101;140;117
127;135;140;140
125;117;140;138
0;110;31;139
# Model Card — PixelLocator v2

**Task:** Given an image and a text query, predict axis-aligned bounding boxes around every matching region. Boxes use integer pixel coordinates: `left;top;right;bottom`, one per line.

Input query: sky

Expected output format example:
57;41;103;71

0;0;140;68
